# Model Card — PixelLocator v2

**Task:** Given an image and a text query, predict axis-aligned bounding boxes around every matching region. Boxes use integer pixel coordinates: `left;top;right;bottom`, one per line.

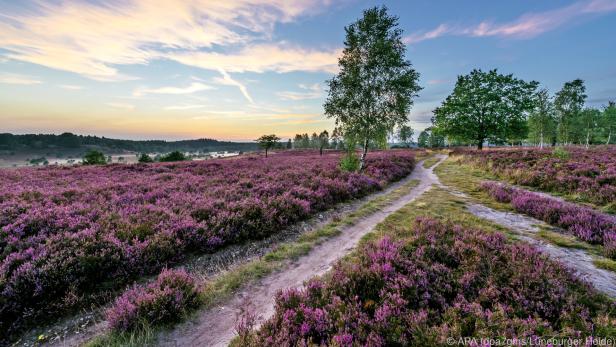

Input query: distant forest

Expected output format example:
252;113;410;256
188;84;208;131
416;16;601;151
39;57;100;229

0;132;259;153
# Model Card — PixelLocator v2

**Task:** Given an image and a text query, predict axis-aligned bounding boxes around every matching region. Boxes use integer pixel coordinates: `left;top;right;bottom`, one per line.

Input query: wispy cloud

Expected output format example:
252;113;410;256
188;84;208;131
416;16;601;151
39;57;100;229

164;104;208;111
134;82;214;97
106;102;135;110
277;83;323;100
0;72;42;85
405;0;616;44
58;84;83;90
167;43;340;75
0;0;335;81
212;69;254;103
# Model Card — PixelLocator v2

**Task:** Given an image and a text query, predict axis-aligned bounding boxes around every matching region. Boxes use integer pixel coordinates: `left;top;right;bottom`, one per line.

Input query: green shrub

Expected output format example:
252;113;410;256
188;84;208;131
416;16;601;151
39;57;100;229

159;151;187;162
339;152;360;172
138;153;154;163
82;150;107;165
552;147;569;160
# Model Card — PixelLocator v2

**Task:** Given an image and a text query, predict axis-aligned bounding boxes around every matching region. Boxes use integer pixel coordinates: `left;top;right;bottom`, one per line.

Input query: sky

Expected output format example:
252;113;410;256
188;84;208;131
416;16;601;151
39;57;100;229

1;0;615;141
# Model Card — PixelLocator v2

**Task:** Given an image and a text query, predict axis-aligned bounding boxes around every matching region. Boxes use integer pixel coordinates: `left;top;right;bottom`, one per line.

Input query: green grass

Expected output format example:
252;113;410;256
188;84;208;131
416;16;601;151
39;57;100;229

536;228;593;250
422;156;440;169
594;258;616;273
361;186;520;247
85;178;421;346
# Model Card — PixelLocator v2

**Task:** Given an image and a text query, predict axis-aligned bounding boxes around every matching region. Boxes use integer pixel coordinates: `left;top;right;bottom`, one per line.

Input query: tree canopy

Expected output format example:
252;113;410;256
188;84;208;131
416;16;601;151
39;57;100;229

82;150;107;165
324;6;421;170
432;69;538;149
554;79;587;145
256;134;280;157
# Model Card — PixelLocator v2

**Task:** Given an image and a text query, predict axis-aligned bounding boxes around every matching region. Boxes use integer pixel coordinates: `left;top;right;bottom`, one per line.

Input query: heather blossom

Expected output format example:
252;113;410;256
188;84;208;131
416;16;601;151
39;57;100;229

0;150;415;342
480;181;616;258
246;218;615;345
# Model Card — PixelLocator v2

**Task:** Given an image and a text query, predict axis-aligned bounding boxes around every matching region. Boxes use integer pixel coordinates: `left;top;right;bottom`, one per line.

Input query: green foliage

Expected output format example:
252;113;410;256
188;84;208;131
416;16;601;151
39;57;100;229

159;151;187;162
602;101;616;145
255;134;280;157
417;130;430;148
324;6;421;169
552;147;570;160
528;89;557;147
137;153;154;163
397;124;414;147
82;150;107;165
554;79;587;145
339;152;360;172
433;69;538;149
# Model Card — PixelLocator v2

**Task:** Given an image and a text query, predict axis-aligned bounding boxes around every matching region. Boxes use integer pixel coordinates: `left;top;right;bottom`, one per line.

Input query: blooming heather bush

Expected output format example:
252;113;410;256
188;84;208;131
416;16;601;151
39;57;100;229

456;146;616;209
480;181;616;258
0;150;415;341
249;218;615;345
106;268;201;332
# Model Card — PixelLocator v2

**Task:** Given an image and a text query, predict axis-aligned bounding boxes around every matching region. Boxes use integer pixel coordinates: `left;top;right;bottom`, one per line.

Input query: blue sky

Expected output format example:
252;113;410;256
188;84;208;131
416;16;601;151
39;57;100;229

1;0;615;141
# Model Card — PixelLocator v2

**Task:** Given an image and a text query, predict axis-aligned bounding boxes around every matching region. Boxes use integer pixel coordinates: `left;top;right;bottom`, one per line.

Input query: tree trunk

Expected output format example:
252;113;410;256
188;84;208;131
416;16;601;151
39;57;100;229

586;129;590;149
607;130;611;145
477;139;483;150
358;137;369;172
265;148;268;158
540;132;544;149
319;146;323;156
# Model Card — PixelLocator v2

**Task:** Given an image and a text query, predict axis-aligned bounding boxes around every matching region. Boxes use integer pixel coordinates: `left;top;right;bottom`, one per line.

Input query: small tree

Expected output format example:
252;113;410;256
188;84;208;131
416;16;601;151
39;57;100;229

256;134;280;158
417;130;429;148
324;6;421;171
554;79;586;145
601;101;616;145
159;151;187;162
528;89;556;148
82;150;107;165
318;130;329;155
397;124;414;147
286;139;292;149
580;108;600;148
138;153;154;163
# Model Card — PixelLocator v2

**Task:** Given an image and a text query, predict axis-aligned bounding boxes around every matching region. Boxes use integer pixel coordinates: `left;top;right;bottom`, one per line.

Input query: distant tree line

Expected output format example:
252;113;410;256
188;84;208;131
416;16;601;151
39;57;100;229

428;69;616;149
292;131;343;154
0;132;259;153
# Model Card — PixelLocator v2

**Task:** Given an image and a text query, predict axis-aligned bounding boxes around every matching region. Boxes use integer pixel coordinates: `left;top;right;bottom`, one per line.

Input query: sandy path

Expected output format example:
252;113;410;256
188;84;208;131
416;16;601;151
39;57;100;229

433;154;616;298
155;157;445;347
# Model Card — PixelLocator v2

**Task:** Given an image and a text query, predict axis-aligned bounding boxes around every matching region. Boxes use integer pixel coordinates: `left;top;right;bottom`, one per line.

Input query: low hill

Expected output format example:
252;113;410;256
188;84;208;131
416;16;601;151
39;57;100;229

0;132;259;154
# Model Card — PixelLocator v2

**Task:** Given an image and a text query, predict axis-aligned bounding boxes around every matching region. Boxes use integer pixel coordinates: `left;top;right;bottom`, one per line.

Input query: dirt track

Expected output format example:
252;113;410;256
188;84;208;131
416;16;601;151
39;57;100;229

155;157;445;347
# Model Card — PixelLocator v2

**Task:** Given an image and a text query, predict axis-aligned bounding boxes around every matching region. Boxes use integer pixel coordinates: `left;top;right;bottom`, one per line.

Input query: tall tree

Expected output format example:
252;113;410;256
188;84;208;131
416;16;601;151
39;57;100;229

397;124;414;147
432;69;538;149
601;101;616;145
255;134;280;158
324;6;421;171
554;79;586;145
528;89;556;148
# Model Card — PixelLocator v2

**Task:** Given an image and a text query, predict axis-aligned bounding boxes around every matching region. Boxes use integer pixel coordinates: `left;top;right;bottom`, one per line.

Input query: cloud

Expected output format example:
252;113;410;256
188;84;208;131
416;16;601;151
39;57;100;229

0;72;42;85
277;83;323;100
404;24;451;44
134;82;214;97
405;0;616;43
0;0;335;81
58;84;84;90
212;69;254;103
164;104;208;111
106;102;135;110
167;43;340;75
